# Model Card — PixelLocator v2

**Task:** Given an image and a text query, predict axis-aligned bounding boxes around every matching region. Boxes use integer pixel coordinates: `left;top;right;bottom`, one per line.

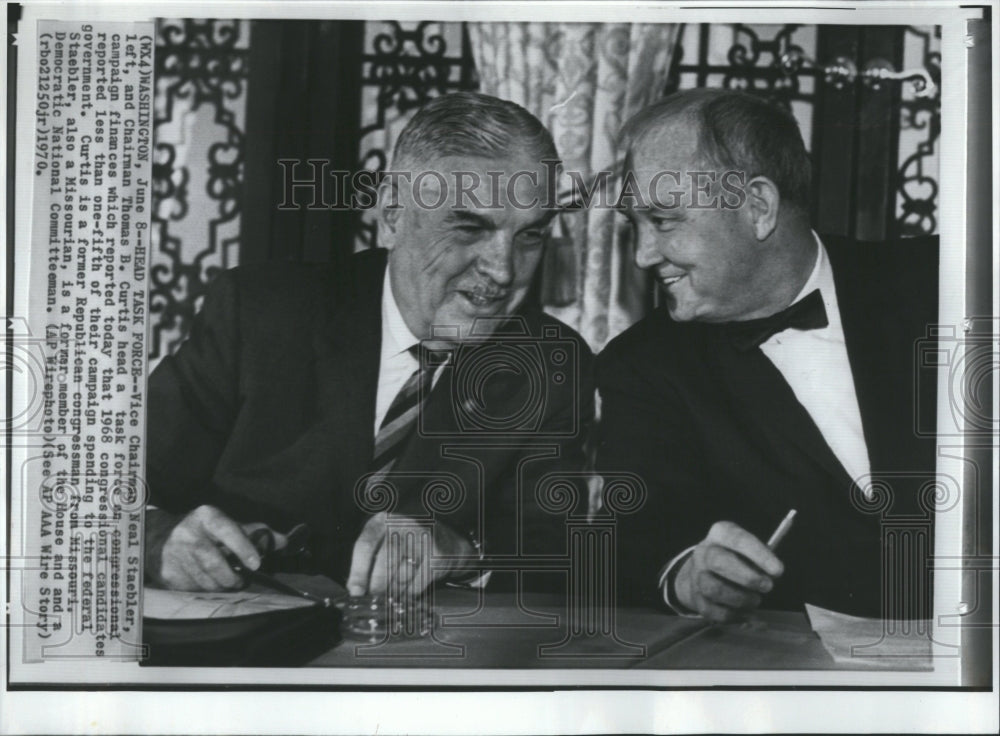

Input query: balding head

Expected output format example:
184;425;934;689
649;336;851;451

617;89;819;324
620;88;812;213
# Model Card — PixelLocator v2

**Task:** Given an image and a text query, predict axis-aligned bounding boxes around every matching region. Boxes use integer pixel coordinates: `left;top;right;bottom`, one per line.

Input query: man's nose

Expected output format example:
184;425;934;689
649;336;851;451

476;231;515;286
633;230;665;270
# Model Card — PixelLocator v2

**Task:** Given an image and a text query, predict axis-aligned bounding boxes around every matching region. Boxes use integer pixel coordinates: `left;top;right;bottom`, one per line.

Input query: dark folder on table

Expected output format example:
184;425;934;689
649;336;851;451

141;575;345;667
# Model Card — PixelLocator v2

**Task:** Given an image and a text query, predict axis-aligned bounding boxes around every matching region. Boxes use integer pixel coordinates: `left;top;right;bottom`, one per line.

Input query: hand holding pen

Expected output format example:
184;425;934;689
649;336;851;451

766;509;797;551
673;511;795;623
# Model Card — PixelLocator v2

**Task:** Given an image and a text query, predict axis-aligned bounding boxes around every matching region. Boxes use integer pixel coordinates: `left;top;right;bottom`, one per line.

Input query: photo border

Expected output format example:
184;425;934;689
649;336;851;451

3;1;996;733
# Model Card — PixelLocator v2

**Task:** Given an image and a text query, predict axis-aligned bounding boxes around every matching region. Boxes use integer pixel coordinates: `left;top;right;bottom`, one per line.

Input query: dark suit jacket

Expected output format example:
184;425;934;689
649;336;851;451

147;248;595;586
596;235;939;617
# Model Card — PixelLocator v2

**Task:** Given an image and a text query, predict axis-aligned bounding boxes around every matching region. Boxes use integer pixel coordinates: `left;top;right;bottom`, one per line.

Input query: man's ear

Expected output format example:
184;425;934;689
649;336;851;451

746;176;780;241
375;178;403;250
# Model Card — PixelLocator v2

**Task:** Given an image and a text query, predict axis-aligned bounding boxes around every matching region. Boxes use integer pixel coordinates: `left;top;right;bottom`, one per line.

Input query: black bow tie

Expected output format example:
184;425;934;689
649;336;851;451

726;289;829;351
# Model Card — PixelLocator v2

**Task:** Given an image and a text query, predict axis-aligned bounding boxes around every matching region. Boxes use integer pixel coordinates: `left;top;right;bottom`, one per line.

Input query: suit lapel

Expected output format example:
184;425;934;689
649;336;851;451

381;355;489;524
706;326;854;493
388;318;538;515
827;241;906;476
312;256;385;498
708;236;909;491
391;364;462;472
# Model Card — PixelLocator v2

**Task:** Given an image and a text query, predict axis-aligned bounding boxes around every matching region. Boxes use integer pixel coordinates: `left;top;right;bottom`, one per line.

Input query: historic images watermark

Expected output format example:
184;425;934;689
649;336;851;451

276;159;751;212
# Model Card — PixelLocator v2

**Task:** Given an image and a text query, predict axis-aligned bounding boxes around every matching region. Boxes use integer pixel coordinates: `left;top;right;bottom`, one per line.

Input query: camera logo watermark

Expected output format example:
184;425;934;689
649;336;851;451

914;317;998;439
415;318;582;439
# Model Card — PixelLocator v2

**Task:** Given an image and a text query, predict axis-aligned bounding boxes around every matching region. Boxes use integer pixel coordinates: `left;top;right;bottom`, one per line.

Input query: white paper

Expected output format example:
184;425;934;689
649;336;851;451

805;603;932;670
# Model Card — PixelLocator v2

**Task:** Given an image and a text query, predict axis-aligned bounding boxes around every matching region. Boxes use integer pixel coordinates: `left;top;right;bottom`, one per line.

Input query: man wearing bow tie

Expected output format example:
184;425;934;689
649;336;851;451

597;89;938;620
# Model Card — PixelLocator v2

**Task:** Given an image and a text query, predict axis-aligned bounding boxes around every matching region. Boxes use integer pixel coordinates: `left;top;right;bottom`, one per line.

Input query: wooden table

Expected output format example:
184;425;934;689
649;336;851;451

309;587;849;670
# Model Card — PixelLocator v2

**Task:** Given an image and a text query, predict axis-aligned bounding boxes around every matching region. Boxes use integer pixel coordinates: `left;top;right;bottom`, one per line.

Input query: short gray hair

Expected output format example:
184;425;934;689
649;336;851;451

391;91;559;169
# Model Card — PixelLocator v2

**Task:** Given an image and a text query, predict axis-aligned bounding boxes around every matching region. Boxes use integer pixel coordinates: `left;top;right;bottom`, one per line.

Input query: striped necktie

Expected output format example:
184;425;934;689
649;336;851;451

368;346;435;483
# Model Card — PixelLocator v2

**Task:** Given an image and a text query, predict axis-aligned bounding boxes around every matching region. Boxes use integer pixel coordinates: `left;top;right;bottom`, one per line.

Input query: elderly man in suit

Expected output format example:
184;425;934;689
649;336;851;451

145;92;593;597
598;88;937;620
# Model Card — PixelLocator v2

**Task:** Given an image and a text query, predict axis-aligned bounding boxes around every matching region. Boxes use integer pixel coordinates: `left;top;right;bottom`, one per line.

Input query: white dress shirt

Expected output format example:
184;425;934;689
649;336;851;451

374;268;424;434
758;233;871;485
660;232;871;612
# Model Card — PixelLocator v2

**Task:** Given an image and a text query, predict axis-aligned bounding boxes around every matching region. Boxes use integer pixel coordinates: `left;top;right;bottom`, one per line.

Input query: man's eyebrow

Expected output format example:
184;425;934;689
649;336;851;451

446;210;497;229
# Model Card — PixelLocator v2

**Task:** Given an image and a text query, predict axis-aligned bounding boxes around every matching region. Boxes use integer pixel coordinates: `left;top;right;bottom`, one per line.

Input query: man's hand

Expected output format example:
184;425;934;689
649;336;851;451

673;521;784;622
146;505;264;591
346;512;474;597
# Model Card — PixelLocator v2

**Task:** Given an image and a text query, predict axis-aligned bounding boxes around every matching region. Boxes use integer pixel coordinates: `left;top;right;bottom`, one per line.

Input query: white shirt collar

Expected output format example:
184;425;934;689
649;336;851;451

789;231;840;330
381;265;421;360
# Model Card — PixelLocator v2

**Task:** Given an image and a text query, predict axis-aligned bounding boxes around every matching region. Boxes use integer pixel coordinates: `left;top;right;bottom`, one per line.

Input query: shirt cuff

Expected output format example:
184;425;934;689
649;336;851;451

446;571;492;590
658;546;701;618
445;528;490;589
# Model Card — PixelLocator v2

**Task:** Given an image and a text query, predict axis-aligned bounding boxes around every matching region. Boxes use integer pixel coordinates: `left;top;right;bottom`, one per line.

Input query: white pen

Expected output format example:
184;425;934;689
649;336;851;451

766;509;797;551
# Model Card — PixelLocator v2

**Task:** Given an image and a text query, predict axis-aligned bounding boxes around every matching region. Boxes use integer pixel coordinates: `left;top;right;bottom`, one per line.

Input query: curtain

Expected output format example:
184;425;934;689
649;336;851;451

468;22;681;351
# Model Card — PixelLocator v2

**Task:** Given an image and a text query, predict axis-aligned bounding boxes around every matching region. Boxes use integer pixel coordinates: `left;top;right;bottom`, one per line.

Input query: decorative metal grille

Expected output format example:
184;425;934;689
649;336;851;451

150;19;250;361
668;23;819;110
148;20;940;360
353;21;479;250
668;23;940;238
360;21;479;139
896;26;941;237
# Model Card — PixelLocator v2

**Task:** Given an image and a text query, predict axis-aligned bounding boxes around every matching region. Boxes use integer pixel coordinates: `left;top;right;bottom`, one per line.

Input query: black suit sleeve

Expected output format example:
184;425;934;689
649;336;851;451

596;344;719;607
146;270;243;513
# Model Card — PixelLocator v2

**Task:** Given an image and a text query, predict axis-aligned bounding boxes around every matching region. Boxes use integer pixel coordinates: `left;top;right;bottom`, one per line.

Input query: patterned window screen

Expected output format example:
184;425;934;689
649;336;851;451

149;21;939;361
150;19;250;369
353;21;479;252
669;24;940;239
